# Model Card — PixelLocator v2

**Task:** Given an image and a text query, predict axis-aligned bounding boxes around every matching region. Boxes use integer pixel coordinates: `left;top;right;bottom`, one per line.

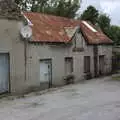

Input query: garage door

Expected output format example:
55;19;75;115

0;54;9;93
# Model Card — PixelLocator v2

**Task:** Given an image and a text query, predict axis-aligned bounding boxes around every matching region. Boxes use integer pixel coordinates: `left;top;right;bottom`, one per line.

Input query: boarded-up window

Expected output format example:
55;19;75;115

65;57;73;74
84;56;90;73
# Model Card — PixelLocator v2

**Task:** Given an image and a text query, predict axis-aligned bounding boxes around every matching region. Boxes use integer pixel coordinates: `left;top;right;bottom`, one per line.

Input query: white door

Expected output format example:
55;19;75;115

40;61;49;83
40;60;52;88
0;54;9;93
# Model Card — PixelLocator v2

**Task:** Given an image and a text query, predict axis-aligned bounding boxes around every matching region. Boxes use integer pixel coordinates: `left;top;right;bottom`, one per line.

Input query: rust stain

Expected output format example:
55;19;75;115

24;12;113;44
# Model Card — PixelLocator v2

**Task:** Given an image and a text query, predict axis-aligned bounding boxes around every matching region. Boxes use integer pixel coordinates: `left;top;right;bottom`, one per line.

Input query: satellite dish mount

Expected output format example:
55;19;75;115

20;25;32;81
20;25;32;40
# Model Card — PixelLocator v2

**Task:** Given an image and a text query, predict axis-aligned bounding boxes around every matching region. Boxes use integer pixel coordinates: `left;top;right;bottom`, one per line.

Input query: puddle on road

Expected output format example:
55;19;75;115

61;88;96;100
13;100;45;110
61;88;77;93
115;104;120;108
20;102;45;109
28;102;45;108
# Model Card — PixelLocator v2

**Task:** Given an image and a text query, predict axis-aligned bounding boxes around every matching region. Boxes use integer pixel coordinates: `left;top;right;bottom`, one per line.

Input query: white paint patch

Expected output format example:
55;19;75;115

21;12;33;26
82;21;97;32
64;27;77;38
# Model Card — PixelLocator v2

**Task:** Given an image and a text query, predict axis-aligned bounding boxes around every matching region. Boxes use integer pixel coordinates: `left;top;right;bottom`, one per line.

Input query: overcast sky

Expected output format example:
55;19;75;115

80;0;120;25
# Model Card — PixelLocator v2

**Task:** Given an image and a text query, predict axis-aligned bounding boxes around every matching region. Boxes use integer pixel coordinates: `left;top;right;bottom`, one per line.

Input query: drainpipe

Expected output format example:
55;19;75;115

93;45;98;77
20;25;32;81
24;38;28;81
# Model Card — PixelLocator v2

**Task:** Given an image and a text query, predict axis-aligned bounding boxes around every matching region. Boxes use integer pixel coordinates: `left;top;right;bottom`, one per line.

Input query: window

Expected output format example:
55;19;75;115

84;56;90;73
99;55;104;75
65;57;73;74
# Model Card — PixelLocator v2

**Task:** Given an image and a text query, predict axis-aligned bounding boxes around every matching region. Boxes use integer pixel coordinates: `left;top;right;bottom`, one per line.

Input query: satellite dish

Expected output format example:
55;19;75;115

20;25;32;39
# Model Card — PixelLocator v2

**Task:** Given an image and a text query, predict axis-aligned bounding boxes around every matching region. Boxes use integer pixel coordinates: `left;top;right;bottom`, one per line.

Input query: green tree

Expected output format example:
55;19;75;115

15;0;21;5
97;14;120;45
80;5;99;24
54;0;80;18
108;25;120;45
15;0;80;18
15;0;30;10
97;14;111;35
31;0;49;12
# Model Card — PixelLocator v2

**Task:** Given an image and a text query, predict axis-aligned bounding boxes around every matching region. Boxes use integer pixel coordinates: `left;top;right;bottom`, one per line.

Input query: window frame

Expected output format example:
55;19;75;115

84;56;91;73
65;57;73;74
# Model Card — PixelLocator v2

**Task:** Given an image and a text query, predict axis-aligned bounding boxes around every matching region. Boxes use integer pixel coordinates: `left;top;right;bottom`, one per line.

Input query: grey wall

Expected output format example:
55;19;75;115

25;33;112;93
98;45;112;74
25;32;95;92
0;19;26;94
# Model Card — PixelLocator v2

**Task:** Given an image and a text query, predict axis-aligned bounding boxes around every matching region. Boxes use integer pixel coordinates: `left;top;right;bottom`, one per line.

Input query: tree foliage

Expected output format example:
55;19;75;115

80;6;99;24
15;0;21;5
97;14;110;34
31;0;80;18
97;14;120;45
80;5;120;45
15;0;80;18
30;0;49;12
15;0;30;10
108;26;120;45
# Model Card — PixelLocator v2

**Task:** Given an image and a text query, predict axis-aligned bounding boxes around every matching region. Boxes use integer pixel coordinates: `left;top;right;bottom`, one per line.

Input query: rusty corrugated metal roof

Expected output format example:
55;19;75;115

80;21;113;44
24;12;113;44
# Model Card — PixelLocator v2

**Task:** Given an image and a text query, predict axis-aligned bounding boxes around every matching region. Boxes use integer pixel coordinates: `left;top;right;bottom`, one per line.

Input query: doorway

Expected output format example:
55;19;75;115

65;57;73;75
0;53;9;94
40;59;52;90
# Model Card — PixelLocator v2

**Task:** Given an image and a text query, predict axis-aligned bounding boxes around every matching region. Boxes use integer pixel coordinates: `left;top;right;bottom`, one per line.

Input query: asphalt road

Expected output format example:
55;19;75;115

0;76;120;120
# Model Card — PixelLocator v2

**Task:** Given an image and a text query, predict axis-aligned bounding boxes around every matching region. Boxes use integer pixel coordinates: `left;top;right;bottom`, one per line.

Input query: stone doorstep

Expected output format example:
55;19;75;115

112;73;120;77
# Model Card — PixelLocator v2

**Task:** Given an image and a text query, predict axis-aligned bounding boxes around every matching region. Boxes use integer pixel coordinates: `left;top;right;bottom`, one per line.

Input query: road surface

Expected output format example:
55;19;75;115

0;76;120;120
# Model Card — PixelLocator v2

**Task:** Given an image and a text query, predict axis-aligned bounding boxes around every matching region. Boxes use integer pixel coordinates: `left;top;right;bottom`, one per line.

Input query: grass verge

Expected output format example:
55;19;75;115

112;76;120;80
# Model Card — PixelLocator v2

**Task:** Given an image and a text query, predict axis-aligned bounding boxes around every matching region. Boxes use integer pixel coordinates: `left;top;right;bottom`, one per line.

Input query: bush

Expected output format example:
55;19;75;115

63;74;75;85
